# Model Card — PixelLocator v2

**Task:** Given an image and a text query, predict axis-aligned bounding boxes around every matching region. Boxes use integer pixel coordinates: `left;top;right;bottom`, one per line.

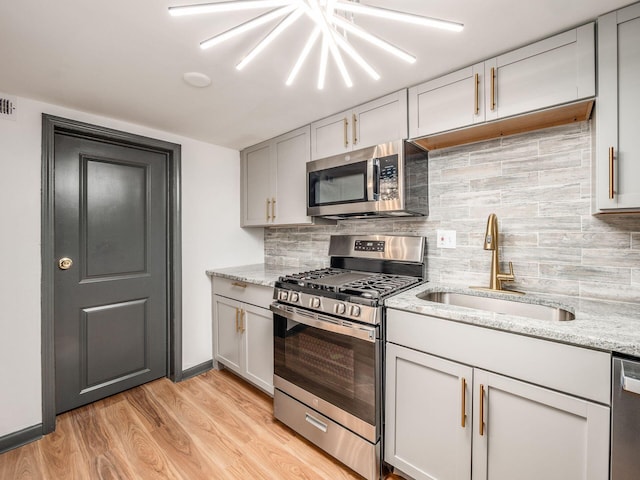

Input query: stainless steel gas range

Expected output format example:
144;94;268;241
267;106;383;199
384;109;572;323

270;234;426;480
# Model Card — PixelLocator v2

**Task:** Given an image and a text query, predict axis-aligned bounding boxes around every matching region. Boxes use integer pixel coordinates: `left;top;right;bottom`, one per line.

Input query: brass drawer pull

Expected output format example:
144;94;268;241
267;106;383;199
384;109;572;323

479;384;485;436
474;73;479;115
352;113;357;145
266;198;271;221
490;67;496;111
609;146;615;200
461;377;467;428
231;281;247;288
343;117;349;147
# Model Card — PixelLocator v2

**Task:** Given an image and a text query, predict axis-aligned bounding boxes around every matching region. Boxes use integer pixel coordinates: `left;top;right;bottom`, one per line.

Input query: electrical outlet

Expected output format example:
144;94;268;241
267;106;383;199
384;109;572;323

437;230;456;249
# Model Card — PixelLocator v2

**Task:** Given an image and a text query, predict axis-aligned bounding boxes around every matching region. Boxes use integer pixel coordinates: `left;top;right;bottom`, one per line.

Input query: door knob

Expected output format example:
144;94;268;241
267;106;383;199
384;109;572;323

58;257;73;270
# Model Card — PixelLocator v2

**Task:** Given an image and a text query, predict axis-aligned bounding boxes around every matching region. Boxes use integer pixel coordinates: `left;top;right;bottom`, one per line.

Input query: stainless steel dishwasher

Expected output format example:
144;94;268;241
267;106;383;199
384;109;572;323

611;355;640;479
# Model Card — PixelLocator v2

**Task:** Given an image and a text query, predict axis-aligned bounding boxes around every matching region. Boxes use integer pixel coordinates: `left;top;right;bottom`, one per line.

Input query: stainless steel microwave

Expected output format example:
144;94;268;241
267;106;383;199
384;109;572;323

306;140;429;219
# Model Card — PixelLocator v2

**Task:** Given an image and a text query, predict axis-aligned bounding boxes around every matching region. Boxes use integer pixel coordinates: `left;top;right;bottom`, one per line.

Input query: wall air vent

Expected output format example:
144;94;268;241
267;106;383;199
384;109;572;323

0;94;17;121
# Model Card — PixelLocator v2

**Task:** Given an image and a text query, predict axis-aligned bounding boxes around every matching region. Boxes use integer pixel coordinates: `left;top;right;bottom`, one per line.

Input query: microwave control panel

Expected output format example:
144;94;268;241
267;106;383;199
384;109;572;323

378;155;399;200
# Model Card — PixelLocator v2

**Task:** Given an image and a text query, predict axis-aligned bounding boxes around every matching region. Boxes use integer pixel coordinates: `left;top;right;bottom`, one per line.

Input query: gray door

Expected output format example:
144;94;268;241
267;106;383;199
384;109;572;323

54;132;168;414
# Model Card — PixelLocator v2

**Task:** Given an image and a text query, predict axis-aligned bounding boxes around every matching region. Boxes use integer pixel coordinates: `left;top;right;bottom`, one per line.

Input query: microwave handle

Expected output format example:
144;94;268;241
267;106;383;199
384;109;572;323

367;158;380;201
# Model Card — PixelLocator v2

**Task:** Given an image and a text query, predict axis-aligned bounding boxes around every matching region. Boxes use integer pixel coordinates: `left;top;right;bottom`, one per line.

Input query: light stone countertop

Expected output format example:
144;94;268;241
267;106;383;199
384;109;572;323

386;283;640;357
205;266;640;357
205;263;302;287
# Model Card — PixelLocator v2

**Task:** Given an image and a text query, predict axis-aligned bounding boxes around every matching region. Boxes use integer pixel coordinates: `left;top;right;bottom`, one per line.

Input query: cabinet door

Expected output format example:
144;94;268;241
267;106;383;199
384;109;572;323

273;125;312;225
241;141;273;226
354;90;408;149
485;24;594;122
242;303;274;395
409;64;484;138
472;369;609;480
212;295;243;374
596;5;640;211
310;110;350;160
385;343;472;480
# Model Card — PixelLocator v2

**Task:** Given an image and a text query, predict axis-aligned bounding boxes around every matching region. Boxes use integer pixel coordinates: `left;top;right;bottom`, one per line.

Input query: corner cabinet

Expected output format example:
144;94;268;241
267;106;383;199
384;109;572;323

241;125;313;226
212;277;274;395
310;90;408;160
595;4;640;212
409;23;595;139
385;309;610;480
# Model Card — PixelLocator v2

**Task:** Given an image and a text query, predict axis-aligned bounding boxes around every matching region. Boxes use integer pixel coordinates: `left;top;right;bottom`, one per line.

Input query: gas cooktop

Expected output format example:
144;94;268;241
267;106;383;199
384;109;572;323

273;235;426;324
277;268;421;300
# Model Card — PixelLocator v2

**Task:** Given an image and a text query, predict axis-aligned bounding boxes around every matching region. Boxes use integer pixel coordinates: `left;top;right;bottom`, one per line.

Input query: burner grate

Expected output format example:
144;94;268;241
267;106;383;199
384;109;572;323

339;274;421;299
279;269;421;300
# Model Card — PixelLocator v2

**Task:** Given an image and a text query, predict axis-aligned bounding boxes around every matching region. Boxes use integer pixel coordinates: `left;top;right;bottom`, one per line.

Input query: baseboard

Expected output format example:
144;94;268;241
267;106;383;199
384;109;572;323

180;360;213;381
0;424;43;454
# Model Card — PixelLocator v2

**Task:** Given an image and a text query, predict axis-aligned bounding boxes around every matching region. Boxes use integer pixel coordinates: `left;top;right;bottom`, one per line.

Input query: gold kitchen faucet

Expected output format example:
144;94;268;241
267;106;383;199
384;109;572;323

472;213;524;294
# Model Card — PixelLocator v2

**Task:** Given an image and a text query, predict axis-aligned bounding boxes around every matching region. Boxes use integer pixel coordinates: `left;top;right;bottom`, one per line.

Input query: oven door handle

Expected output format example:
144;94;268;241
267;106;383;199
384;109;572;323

270;303;377;343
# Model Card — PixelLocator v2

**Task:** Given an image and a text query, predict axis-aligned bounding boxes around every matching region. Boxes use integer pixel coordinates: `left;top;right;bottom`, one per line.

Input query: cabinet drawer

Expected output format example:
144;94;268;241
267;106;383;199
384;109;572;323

387;308;610;405
212;276;273;309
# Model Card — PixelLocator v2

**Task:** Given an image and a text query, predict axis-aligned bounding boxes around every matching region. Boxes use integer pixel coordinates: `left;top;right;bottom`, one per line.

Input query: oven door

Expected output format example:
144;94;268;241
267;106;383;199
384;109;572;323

271;302;380;441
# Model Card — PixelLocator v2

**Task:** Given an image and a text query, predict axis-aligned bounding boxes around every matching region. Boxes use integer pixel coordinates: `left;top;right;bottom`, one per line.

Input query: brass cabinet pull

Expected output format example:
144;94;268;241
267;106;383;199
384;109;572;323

266;198;271;221
490;67;496;111
271;197;276;221
461;377;467;428
343;117;349;147
235;307;240;332
231;281;247;288
240;309;246;333
352;113;358;145
479;384;485;436
474;73;479;115
609;146;615;200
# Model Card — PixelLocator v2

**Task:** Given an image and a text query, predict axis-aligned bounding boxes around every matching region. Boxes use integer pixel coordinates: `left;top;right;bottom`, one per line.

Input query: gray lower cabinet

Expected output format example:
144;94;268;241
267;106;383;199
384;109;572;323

385;342;472;480
212;278;274;395
385;308;610;480
595;3;640;212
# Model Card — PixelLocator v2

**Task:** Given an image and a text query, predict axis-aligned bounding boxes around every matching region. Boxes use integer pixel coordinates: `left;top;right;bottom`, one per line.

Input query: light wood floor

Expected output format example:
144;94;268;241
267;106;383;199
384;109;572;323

0;368;381;480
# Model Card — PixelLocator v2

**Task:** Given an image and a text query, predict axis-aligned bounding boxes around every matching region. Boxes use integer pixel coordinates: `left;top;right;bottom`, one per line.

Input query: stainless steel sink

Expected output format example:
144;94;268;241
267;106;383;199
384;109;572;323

418;291;575;321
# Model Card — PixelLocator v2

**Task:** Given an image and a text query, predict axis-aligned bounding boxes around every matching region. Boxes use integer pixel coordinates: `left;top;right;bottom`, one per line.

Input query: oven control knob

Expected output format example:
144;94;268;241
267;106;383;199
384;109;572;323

350;305;361;317
311;297;321;308
278;291;289;301
335;303;346;315
290;292;299;303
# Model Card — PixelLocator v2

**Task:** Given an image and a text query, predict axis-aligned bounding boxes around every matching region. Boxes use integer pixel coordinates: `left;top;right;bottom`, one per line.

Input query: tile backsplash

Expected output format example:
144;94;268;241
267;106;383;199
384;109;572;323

265;121;640;303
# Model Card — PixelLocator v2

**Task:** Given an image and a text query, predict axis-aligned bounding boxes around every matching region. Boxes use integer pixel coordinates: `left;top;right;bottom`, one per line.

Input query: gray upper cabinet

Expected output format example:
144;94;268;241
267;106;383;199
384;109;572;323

485;23;594;121
409;63;485;138
241;125;313;227
409;24;595;139
310;90;408;160
595;4;640;212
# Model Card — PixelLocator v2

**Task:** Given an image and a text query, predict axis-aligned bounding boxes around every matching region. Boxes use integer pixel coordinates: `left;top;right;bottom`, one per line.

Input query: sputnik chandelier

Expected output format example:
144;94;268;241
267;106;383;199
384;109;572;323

169;0;463;89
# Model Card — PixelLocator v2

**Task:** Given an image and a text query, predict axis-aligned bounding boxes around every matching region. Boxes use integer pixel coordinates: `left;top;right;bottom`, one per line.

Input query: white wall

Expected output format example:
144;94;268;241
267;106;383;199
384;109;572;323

0;96;264;439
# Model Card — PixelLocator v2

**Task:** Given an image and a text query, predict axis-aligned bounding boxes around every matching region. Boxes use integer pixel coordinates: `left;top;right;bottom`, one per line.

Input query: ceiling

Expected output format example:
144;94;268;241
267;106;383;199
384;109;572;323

0;0;631;150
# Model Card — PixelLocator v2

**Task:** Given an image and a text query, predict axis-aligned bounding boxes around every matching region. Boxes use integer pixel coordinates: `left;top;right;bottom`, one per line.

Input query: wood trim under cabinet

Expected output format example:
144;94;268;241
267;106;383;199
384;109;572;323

412;100;594;151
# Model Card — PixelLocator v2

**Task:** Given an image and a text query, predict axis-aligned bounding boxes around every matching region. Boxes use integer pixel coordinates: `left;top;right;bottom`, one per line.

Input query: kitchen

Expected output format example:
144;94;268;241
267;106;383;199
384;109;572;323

1;0;640;479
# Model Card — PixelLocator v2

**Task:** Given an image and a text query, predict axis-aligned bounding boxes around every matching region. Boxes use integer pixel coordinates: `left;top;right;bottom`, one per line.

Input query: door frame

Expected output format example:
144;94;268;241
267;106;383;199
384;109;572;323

40;114;182;434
